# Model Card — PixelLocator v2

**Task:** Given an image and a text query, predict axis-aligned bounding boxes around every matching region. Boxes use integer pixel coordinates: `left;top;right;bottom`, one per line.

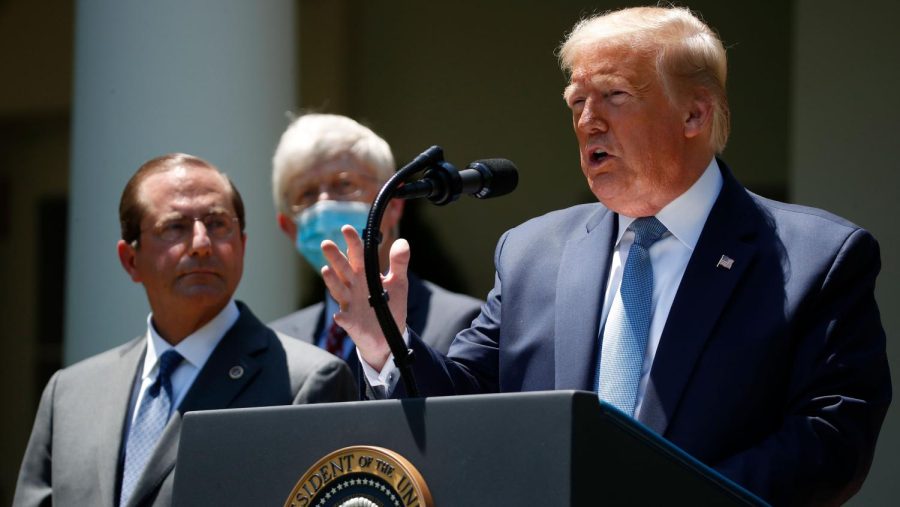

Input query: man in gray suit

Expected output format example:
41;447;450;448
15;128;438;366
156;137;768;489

268;114;482;372
13;153;357;507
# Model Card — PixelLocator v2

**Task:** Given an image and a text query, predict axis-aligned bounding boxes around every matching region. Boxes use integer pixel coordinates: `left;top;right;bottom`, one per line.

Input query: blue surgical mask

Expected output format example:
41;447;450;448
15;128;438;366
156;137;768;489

294;200;370;272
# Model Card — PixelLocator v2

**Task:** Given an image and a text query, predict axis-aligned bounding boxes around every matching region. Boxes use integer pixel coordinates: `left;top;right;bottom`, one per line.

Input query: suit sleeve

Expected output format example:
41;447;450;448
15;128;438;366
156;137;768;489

388;232;512;398
13;371;59;507
715;228;892;506
292;356;358;404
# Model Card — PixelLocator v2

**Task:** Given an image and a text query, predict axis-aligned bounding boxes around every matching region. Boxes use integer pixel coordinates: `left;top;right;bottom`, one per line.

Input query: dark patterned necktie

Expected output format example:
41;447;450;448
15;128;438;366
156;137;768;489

325;321;348;358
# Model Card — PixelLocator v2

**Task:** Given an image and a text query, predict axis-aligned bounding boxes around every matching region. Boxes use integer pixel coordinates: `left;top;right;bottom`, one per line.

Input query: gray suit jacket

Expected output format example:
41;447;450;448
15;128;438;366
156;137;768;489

269;273;482;356
13;302;357;507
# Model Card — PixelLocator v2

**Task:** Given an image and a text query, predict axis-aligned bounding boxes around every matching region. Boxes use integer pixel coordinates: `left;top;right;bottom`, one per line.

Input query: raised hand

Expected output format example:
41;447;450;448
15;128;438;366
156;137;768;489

321;225;410;371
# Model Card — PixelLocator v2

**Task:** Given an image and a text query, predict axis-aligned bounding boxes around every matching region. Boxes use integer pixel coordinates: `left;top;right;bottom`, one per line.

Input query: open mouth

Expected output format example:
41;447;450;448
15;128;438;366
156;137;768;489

590;149;608;163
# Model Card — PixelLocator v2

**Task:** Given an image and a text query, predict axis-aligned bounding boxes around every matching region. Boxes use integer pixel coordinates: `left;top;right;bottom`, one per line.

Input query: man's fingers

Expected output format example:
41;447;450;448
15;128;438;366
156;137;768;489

342;225;366;267
387;238;411;279
321;239;355;284
321;265;351;305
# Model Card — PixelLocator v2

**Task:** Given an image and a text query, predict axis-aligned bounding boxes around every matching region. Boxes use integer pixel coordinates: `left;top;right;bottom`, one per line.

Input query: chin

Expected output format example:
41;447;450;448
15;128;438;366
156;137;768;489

177;283;229;300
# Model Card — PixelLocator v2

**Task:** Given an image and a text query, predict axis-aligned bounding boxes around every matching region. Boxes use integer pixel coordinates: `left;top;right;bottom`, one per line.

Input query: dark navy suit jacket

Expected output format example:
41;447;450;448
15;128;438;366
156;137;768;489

399;163;891;505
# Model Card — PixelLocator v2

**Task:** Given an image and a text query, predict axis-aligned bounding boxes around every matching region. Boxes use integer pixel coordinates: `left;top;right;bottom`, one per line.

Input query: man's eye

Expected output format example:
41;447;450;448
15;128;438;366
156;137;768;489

299;188;319;202
605;90;628;103
334;179;356;193
162;221;187;233
205;217;228;230
568;98;585;109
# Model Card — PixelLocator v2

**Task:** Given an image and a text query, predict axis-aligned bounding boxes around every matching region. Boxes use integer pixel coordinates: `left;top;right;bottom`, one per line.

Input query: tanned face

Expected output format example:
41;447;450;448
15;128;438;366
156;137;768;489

564;45;705;217
118;165;246;341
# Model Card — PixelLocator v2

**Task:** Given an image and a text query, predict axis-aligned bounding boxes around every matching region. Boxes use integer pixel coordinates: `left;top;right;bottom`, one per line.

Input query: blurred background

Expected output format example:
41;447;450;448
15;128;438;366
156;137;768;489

1;0;897;504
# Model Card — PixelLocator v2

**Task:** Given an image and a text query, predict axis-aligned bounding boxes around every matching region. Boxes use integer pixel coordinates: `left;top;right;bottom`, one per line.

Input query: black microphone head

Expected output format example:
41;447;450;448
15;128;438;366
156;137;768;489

467;159;518;199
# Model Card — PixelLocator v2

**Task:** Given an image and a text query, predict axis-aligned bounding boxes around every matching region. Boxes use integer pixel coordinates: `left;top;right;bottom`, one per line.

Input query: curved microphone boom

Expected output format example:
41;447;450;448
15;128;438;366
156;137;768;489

362;146;518;398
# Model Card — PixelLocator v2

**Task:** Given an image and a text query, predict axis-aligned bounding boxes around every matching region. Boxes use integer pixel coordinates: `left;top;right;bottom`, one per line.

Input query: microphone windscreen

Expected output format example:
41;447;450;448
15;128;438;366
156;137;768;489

470;159;518;199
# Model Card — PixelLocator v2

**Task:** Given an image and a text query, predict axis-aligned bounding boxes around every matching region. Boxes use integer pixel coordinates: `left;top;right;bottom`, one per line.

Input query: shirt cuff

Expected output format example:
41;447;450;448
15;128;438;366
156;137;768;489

357;328;409;395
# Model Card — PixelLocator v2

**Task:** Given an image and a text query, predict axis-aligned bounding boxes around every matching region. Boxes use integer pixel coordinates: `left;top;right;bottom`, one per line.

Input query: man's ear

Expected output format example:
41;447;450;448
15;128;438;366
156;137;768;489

117;240;141;282
277;212;297;242
683;88;714;139
381;198;405;231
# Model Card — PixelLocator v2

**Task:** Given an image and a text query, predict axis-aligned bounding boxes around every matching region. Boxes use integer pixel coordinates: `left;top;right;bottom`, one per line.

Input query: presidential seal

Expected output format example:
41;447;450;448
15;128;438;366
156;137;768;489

284;446;432;507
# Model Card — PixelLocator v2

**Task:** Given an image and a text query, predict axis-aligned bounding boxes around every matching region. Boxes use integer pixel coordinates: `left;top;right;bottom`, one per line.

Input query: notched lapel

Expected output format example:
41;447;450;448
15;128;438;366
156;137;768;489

124;413;182;507
639;165;759;435
97;338;145;506
555;207;616;390
178;306;269;413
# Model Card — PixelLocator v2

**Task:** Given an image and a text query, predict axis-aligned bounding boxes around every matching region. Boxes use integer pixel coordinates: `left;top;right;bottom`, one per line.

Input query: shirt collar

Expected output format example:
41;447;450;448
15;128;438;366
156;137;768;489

142;299;240;379
615;158;723;250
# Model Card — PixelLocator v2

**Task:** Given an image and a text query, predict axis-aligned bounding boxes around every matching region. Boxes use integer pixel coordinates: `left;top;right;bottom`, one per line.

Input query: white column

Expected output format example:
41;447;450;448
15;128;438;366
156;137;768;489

65;0;299;363
791;0;900;503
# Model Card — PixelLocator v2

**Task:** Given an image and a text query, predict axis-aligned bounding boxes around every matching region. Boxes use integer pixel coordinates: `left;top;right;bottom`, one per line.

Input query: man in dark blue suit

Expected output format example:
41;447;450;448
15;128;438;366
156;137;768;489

320;6;891;505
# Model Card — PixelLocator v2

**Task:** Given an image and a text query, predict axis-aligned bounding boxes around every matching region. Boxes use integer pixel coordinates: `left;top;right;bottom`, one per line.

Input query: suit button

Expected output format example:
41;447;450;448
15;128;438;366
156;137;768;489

228;365;244;379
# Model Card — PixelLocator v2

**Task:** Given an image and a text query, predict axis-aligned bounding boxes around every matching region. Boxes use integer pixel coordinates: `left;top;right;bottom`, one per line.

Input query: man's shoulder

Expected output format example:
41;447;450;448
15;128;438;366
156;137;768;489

273;330;345;371
268;303;324;338
512;202;607;233
48;337;143;391
416;277;483;309
751;192;863;234
497;202;609;253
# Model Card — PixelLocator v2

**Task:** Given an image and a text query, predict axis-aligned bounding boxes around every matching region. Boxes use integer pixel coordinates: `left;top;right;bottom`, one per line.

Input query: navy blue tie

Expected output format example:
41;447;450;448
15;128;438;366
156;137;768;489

120;349;183;506
598;217;667;416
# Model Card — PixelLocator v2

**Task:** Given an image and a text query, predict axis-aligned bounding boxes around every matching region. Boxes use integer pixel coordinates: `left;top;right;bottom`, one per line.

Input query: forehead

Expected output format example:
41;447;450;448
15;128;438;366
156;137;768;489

292;154;374;181
566;44;656;92
139;166;234;217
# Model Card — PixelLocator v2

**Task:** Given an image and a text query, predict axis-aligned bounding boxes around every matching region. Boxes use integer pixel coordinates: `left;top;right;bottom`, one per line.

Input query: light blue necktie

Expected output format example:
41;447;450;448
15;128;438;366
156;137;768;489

598;216;667;416
120;349;183;506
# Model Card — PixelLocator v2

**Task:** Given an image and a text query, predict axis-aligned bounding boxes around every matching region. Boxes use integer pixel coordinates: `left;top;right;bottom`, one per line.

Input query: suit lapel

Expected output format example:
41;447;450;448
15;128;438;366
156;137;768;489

179;302;270;412
638;164;760;435
124;413;181;507
97;337;145;506
555;206;617;390
127;303;270;506
305;305;325;345
405;273;428;334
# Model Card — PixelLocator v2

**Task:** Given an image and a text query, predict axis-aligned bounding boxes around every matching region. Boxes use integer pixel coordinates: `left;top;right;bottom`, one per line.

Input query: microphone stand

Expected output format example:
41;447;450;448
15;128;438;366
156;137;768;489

363;145;446;398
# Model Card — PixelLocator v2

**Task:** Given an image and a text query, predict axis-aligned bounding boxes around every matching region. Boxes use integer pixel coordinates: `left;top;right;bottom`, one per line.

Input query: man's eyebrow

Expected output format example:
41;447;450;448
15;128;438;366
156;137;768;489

156;211;185;222
205;205;230;215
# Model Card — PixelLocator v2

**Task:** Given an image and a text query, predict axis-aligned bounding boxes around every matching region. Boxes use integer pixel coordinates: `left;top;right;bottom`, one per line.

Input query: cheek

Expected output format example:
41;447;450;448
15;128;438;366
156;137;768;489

219;241;244;267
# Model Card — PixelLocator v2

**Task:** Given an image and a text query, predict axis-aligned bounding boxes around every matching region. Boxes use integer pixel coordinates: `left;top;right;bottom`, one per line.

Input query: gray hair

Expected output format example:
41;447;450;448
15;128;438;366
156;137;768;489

271;113;395;213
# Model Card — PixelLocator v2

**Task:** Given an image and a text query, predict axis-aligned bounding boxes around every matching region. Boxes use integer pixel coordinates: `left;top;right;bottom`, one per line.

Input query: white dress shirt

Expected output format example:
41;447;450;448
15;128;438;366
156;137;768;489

362;159;723;400
602;159;722;416
128;299;240;426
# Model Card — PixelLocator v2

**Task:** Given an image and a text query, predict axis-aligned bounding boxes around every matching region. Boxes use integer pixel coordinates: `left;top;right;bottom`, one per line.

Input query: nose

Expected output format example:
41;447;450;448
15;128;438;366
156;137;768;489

189;219;212;256
576;97;607;133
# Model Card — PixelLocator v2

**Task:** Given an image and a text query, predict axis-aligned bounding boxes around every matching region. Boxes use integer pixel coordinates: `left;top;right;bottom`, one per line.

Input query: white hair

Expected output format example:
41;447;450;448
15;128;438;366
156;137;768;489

271;114;395;213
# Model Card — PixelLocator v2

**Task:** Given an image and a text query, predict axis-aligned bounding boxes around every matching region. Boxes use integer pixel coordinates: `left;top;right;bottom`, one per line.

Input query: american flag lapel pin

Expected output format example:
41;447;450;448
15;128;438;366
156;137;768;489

716;254;735;270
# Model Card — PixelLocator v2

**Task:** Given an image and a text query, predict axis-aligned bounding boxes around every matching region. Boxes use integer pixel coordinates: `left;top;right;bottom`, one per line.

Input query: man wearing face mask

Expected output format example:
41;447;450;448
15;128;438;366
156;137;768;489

269;113;483;379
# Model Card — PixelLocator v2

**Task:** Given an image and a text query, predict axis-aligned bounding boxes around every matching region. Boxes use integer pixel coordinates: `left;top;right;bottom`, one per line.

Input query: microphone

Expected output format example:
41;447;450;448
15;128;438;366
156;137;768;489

395;158;519;205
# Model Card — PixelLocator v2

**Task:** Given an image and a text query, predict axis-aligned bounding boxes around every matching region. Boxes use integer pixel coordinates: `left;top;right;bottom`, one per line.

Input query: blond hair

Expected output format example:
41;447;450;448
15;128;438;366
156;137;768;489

558;6;730;153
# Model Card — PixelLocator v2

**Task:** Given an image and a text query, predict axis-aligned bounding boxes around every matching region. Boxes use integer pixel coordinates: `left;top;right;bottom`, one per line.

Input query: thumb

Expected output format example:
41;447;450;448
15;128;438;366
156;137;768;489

386;238;410;280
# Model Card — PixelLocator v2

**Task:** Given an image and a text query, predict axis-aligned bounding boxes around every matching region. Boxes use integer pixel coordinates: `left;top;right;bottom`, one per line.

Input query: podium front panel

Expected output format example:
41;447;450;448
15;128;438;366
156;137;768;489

173;391;764;506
